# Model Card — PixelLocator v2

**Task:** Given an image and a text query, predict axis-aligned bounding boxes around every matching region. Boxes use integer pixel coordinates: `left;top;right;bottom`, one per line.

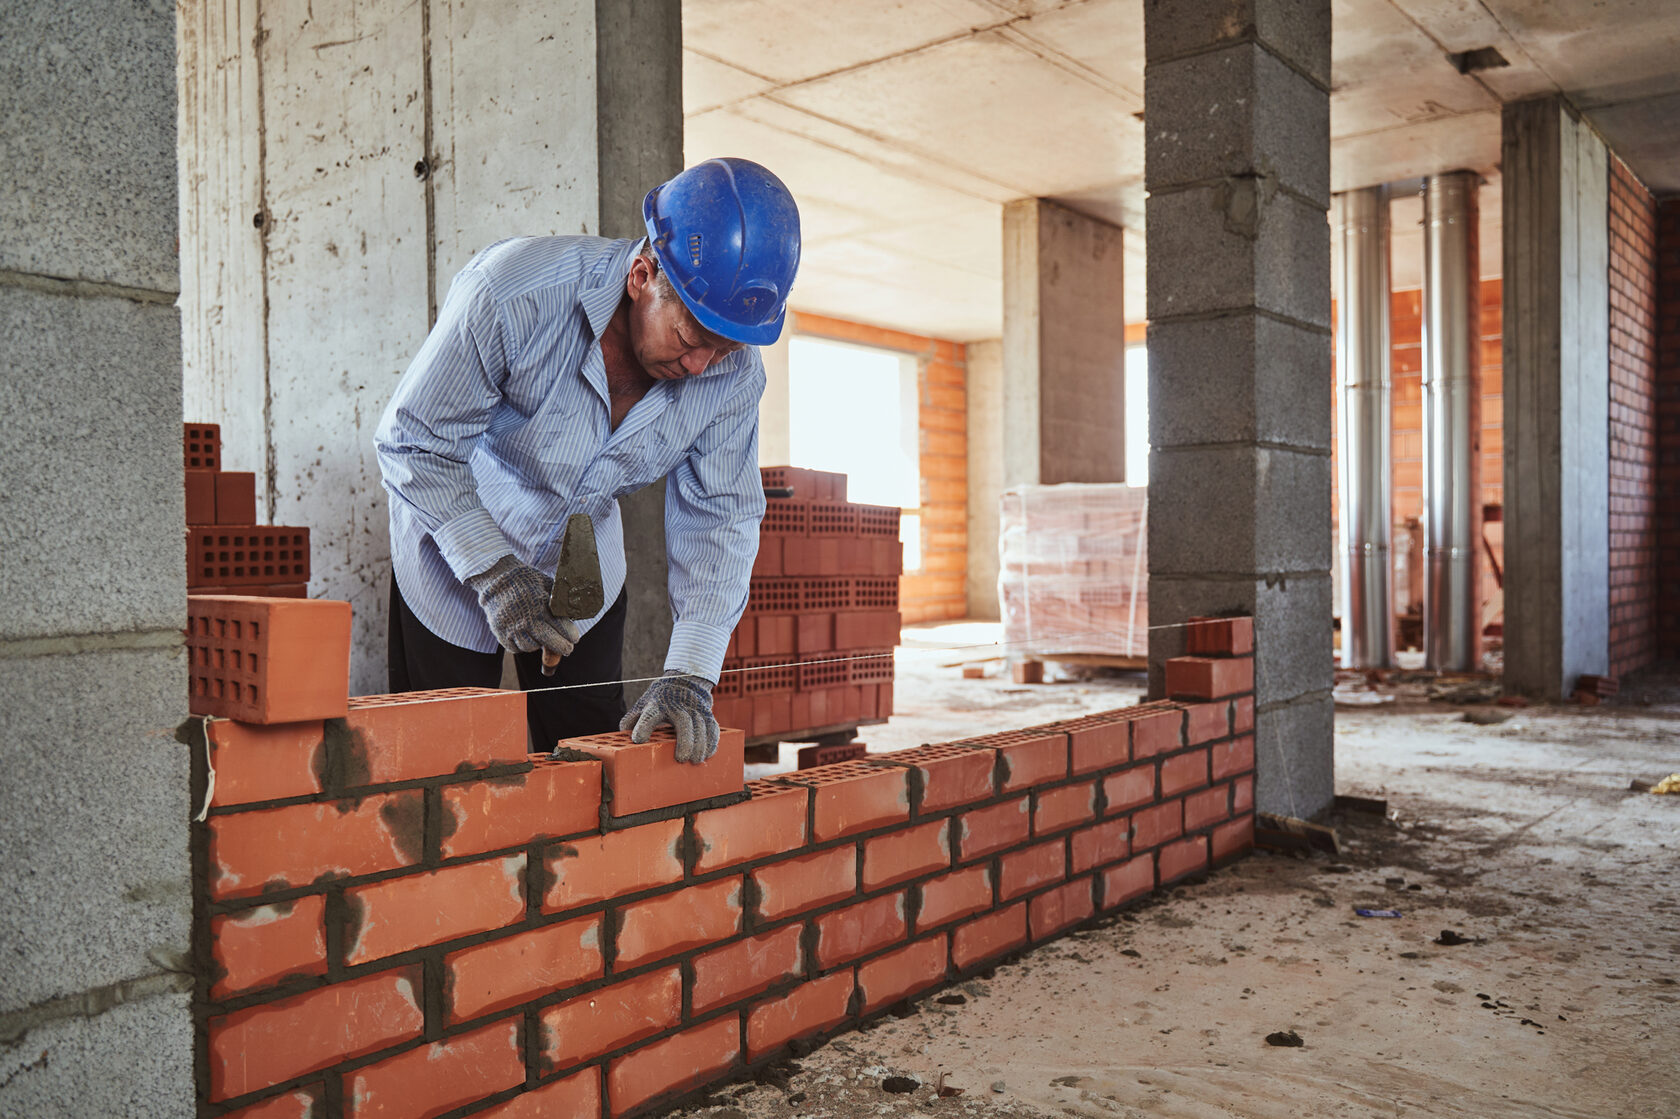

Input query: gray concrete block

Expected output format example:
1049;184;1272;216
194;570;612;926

0;0;179;292
0;987;191;1119
1253;692;1334;819
1144;0;1331;88
1146;186;1330;327
1145;45;1330;208
1148;316;1332;452
0;285;183;641
1147;445;1332;576
0;645;190;1014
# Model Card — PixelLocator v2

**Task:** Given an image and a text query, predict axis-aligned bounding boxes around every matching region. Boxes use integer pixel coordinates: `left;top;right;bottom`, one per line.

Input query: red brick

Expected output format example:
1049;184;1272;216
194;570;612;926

1029;878;1094;940
559;727;745;818
1070;818;1130;873
1165;656;1253;700
188;526;311;589
1158;834;1209;883
1033;781;1097;835
862;819;951;890
472;1069;599;1119
751;845;857;921
1100;854;1155;908
445;914;603;1023
1212;815;1255;861
869;742;995;812
207;968;423;1101
999;839;1067;900
1234;775;1254;814
210;895;327;999
206;718;324;808
215;470;258;525
345;688;528;786
1130;707;1184;758
1160;747;1210;796
693;778;808;873
955;796;1030;860
1102;764;1155;813
185;469;216;525
775;761;909;841
607;1016;739;1116
1182;702;1229;745
1211;734;1255;780
538;967;682;1069
915;864;993;929
346;1017;523;1118
187;596;349;724
857;935;948;1012
1131;799;1183;850
746;971;855;1058
815;892;908;966
220;1086;323;1118
208;791;422;901
797;611;835;652
615;877;743;968
692;924;805;1013
1184;783;1231;832
542;818;683;911
757;613;795;656
345;855;526;966
951;903;1027;969
1068;718;1129;774
1184;616;1254;656
992;731;1069;791
442;758;601;859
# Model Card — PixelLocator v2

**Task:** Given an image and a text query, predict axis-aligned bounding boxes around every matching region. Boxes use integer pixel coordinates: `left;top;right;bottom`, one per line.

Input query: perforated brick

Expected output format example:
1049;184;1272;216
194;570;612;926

189;526;311;588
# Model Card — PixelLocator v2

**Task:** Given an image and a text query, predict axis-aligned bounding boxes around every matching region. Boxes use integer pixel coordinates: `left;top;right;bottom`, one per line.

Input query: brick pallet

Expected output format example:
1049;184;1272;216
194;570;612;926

714;466;904;746
183;423;312;598
187;595;1256;1118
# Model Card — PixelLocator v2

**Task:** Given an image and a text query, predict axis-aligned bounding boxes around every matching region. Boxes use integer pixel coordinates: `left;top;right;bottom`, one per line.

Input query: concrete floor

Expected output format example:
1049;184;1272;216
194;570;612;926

695;623;1680;1119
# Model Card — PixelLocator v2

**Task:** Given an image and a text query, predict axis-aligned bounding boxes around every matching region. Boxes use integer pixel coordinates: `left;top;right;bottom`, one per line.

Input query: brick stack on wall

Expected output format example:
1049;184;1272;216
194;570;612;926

186;594;1256;1118
1658;197;1680;656
185;422;311;598
715;466;902;741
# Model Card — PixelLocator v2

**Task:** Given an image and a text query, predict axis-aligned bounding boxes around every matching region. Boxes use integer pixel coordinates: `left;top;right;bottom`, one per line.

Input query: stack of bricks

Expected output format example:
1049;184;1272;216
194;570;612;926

185;423;311;597
712;466;903;741
189;595;1256;1119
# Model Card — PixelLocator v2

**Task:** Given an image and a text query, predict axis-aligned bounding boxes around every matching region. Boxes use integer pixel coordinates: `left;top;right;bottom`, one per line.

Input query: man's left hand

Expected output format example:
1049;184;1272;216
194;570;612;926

621;671;719;763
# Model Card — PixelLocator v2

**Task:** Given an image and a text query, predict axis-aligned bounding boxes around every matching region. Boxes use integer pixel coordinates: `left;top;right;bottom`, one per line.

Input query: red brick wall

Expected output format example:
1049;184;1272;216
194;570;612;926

792;313;968;624
188;597;1256;1118
1607;158;1660;678
1657;198;1680;656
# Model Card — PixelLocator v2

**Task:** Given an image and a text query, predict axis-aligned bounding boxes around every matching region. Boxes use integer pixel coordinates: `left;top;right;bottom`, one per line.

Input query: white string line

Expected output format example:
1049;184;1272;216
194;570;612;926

194;715;219;822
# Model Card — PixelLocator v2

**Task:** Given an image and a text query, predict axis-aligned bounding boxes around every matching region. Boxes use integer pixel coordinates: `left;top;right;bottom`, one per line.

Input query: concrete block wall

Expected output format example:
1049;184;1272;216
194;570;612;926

1657;198;1680;656
189;597;1255;1118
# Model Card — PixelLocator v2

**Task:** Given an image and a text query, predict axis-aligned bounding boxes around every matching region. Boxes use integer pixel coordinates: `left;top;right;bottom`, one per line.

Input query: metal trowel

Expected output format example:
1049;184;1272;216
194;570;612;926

543;513;605;676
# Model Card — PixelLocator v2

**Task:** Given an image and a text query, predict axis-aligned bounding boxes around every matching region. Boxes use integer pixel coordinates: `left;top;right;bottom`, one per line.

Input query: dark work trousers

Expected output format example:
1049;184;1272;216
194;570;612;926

387;574;628;751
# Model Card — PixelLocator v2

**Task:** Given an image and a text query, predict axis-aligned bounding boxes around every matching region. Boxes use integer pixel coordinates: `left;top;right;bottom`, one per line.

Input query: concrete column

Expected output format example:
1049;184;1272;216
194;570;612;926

1144;0;1335;818
757;330;793;467
179;0;683;694
1501;97;1610;699
0;3;192;1114
965;338;1005;619
1001;198;1127;487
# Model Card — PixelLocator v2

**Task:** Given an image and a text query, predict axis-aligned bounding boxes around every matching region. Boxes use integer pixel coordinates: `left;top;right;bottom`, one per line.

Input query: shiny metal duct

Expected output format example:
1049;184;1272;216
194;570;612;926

1421;172;1482;670
1334;186;1393;668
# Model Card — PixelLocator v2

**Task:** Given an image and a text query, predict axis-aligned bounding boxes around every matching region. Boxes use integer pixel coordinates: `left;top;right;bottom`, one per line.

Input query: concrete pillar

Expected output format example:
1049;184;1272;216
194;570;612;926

0;3;192;1113
1001;198;1127;487
1144;0;1335;819
1501;97;1610;699
179;0;683;695
757;330;792;467
965;338;1005;619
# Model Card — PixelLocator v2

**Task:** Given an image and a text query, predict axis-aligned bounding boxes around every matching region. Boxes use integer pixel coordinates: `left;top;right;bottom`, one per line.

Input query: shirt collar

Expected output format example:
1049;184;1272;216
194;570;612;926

577;236;753;382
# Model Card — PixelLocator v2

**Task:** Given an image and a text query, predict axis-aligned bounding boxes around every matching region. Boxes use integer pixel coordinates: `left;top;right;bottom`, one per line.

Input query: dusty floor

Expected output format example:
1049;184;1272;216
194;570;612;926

699;624;1680;1119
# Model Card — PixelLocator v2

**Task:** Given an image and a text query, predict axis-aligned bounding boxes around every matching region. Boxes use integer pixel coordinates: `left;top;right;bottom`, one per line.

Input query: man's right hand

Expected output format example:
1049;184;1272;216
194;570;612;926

466;555;581;659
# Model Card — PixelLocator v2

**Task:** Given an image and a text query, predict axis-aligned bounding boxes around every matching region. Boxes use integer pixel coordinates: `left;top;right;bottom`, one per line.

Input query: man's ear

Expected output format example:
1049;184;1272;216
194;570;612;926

625;255;654;301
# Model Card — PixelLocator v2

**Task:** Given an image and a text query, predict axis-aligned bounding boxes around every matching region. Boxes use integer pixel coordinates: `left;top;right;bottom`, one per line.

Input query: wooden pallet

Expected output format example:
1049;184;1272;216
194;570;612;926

742;718;888;764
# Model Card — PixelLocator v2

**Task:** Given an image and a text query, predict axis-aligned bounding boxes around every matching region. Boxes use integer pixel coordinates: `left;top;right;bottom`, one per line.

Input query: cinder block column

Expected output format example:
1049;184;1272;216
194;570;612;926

1001;198;1128;486
0;2;192;1114
1144;0;1335;818
1501;96;1610;699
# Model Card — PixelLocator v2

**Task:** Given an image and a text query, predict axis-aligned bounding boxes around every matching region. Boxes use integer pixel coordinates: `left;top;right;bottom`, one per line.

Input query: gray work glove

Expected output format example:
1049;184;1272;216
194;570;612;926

465;555;581;659
621;671;719;764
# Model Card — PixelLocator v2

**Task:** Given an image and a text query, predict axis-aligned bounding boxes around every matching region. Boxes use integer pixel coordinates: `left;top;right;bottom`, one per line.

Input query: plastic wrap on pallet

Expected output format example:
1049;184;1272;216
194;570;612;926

998;483;1148;659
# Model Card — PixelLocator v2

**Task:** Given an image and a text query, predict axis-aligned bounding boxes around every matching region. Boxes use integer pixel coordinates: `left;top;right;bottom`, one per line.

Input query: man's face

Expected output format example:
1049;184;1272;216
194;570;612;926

625;255;745;380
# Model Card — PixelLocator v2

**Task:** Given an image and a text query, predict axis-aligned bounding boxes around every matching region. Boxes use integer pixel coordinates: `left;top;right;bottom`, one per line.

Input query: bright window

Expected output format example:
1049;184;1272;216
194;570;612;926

1125;343;1149;485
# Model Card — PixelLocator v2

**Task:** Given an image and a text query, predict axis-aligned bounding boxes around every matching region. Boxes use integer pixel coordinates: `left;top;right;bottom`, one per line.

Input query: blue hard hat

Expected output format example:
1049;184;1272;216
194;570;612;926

642;158;801;346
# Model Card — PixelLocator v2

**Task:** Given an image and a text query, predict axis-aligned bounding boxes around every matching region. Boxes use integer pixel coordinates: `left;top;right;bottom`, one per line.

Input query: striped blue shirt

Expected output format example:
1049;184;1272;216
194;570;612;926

375;234;765;682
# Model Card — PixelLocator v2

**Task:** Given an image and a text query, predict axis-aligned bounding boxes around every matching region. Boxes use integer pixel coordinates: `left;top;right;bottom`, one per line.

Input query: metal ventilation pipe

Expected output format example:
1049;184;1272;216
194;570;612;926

1421;172;1482;670
1334;186;1393;668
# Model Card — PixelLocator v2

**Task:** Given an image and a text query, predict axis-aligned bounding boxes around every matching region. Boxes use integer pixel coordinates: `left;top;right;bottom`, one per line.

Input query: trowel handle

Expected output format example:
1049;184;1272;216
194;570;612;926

541;649;561;676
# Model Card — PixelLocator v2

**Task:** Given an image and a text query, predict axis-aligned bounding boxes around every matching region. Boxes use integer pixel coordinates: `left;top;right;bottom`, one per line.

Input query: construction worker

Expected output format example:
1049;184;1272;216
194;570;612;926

375;158;800;764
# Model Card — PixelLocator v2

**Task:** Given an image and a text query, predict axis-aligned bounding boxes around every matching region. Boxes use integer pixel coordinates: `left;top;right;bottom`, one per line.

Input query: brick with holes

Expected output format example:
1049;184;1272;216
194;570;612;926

557;725;744;818
870;741;995;814
187;596;349;724
344;687;529;788
774;760;909;841
693;778;808;873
